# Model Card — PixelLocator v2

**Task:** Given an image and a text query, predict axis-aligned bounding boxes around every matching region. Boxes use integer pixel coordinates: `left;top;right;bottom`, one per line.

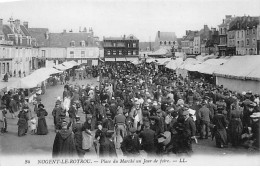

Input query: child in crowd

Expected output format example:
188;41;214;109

30;116;37;135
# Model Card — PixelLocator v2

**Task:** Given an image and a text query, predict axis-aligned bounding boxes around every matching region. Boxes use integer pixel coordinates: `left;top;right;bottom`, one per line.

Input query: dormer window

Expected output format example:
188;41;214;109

169;41;171;45
164;41;167;45
70;41;75;47
160;41;163;45
80;41;85;47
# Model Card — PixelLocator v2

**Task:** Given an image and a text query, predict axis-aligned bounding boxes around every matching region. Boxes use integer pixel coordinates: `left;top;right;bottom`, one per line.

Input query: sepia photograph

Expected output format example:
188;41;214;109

0;0;260;166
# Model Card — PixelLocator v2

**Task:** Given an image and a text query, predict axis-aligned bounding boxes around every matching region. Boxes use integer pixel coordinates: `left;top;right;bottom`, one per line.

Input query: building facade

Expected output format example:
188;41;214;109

29;27;102;67
181;30;197;55
0;18;34;78
103;35;139;62
218;15;234;56
205;28;219;55
227;30;236;56
154;31;177;51
228;16;259;56
257;24;260;54
245;25;257;55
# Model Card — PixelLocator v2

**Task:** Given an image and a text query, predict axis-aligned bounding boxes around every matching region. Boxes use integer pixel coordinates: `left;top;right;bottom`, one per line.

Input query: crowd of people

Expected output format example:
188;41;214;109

1;61;260;158
52;61;260;158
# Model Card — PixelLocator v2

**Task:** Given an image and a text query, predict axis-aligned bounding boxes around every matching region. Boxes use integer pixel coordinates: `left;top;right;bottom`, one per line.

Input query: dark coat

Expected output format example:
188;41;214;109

99;137;117;158
121;134;140;156
37;108;48;135
52;129;77;158
183;117;196;137
139;128;156;154
17;110;29;136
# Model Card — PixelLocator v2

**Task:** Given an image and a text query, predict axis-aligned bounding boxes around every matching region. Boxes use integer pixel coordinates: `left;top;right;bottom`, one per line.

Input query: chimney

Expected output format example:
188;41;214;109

83;27;87;32
23;21;28;29
186;30;189;35
14;19;20;31
8;17;15;32
123;35;126;39
63;29;66;33
223;19;225;24
204;25;208;32
158;31;160;38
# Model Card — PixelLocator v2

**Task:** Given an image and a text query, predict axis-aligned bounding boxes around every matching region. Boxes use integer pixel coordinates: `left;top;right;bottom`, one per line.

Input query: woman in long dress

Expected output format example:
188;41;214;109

17;105;29;136
212;107;229;148
36;104;48;135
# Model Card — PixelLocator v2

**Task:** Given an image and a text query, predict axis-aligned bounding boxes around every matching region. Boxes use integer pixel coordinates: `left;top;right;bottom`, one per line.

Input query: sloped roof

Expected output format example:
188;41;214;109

229;16;259;31
182;31;197;41
2;25;14;40
158;32;177;41
20;25;30;36
126;35;138;40
48;32;96;47
104;34;139;41
104;37;124;41
29;28;49;47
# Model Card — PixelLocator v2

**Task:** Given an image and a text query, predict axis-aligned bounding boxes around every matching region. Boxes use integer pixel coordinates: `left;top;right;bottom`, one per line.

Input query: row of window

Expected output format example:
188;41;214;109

110;42;137;48
237;28;256;38
69;51;86;58
0;62;10;75
160;41;175;45
236;38;256;47
106;50;138;56
70;41;86;47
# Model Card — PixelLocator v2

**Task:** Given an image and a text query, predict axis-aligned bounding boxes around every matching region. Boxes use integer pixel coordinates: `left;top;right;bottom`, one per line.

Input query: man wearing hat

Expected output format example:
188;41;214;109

139;122;156;156
121;127;140;157
114;106;126;138
99;130;117;158
198;101;211;139
182;110;196;153
52;103;64;131
52;120;77;158
72;115;85;157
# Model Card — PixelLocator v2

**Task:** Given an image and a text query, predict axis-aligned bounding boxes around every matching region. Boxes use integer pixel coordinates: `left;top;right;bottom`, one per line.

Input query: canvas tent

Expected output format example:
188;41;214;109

9;67;62;89
214;55;260;93
165;58;183;70
197;59;228;75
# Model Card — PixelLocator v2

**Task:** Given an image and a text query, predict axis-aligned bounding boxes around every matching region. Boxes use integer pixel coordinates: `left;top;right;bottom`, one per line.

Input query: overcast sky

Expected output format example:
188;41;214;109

0;0;260;41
